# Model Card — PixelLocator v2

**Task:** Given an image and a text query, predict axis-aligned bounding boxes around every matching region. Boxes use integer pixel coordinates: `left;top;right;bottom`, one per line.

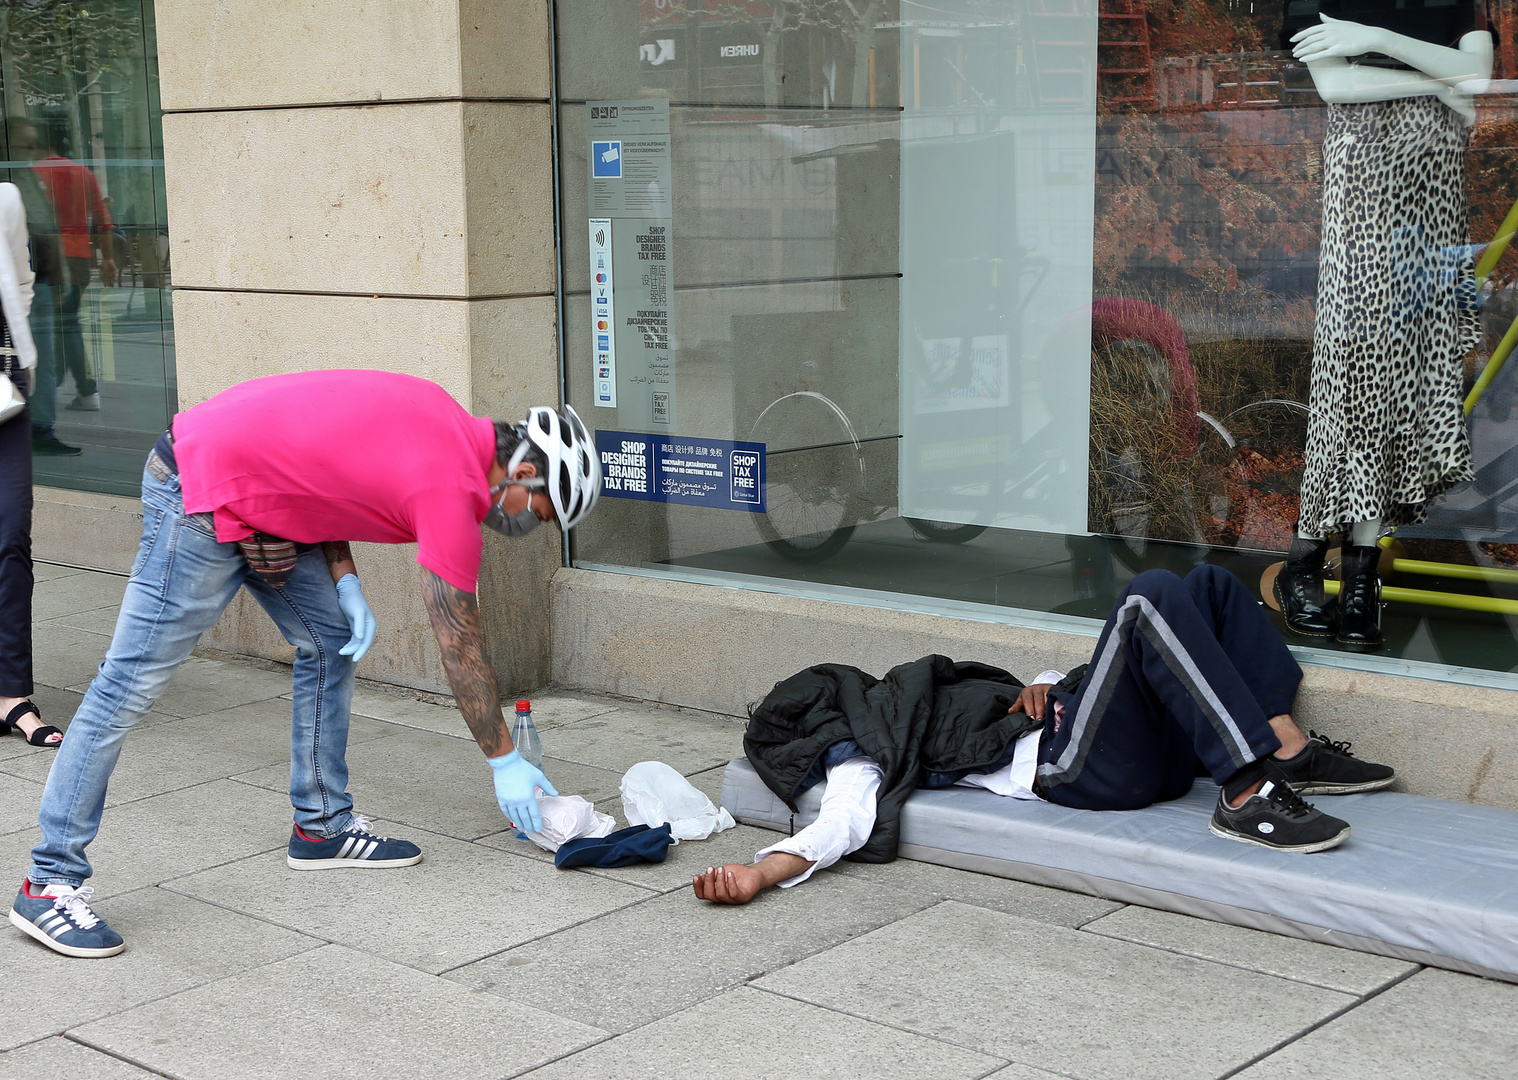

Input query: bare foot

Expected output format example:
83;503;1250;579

1267;714;1308;759
693;863;768;905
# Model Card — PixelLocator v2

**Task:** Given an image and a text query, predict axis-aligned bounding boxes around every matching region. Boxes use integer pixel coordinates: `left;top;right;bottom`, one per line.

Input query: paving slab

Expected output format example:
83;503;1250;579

755;901;1354;1080
1234;967;1518;1080
139;657;302;719
341;687;619;738
0;779;293;896
0;772;45;836
540;706;745;777
981;1066;1081;1080
167;825;653;974
1082;904;1417;995
30;562;86;583
30;621;112;691
1;697;395;807
40;602;126;636
519;985;1004;1079
71;943;608;1080
829;856;1125;928
477;818;777;895
0;886;319;1052
235;726;628;841
0;1036;164;1079
449;870;936;1033
29;571;128;622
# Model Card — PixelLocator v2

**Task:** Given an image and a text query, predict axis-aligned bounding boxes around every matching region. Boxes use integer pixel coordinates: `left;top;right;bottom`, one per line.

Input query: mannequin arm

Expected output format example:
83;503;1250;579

1295;21;1492;119
1303;56;1456;103
1294;18;1492;85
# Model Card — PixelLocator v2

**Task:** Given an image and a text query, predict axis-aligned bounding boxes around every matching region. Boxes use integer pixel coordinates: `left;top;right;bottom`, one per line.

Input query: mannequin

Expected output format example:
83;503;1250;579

1277;2;1493;652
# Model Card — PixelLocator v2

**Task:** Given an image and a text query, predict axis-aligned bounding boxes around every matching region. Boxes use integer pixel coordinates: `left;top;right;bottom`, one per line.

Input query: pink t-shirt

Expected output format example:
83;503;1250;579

174;370;497;593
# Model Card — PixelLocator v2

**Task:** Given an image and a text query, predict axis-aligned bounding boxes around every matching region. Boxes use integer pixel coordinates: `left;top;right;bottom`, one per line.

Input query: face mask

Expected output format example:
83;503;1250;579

484;479;544;538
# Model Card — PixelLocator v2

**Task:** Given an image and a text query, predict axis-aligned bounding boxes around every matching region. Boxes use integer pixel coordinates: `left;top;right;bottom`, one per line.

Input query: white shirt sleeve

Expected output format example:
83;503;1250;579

755;756;883;888
955;728;1043;800
1032;670;1065;686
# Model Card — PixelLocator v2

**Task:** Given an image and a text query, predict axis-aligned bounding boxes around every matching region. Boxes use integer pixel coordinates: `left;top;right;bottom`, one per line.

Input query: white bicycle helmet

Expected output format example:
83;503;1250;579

505;404;602;530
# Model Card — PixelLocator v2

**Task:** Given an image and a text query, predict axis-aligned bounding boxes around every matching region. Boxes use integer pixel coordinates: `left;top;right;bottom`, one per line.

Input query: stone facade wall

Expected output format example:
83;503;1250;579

153;0;560;696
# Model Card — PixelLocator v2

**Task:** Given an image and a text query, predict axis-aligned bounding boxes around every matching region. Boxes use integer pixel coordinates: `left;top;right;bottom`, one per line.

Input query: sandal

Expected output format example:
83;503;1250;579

4;701;62;748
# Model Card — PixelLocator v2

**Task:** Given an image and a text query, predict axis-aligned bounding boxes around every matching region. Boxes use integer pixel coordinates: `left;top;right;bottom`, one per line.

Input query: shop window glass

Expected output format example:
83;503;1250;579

2;0;172;496
558;0;1518;678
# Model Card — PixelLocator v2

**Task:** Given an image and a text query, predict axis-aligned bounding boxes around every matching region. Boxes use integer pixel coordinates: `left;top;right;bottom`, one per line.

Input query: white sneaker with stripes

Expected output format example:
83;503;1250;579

287;813;423;870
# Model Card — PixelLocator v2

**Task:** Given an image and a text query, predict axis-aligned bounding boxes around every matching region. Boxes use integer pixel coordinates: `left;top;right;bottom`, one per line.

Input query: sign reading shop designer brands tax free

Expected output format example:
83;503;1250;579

596;430;765;512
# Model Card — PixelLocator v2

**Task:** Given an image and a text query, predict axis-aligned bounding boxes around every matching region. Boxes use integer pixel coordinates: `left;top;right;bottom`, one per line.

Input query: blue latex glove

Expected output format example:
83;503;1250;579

488;750;559;834
334;574;376;662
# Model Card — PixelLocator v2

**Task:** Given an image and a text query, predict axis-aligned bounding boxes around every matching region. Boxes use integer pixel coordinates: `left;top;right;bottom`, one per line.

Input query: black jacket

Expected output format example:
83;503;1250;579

744;655;1040;862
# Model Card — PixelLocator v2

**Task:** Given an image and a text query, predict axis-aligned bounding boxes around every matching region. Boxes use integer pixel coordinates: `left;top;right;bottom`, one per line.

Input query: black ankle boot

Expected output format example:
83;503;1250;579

1275;532;1335;638
1336;544;1384;652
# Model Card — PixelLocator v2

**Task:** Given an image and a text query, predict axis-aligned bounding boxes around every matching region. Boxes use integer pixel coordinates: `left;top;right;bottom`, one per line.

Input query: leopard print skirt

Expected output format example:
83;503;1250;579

1298;97;1479;537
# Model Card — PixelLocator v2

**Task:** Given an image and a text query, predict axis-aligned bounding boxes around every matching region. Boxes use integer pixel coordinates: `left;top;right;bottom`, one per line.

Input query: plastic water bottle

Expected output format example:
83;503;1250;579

510;699;543;839
512;699;542;770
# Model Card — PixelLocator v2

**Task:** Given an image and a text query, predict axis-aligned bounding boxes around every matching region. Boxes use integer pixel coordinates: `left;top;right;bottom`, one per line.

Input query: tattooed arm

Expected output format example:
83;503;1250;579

421;568;512;758
321;541;357;584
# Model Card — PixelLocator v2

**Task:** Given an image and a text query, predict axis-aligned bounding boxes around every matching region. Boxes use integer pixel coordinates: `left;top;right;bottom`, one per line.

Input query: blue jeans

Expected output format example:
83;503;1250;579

29;464;357;886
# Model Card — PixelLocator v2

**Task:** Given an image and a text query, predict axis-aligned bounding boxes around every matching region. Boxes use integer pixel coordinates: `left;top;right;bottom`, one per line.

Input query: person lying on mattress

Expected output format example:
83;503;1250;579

693;565;1396;905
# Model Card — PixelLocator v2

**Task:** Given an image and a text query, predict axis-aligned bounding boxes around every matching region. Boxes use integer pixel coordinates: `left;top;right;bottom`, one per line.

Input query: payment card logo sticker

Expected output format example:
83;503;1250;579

588;218;615;407
592;141;622;178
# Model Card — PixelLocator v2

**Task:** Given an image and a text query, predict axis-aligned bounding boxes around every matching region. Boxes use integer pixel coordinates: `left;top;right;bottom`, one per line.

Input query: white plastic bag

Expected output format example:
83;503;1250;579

620;761;736;843
522;794;617;853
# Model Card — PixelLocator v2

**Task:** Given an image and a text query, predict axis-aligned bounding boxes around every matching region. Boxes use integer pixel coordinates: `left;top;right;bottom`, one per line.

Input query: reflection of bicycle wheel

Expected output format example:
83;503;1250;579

749;391;865;562
905;518;989;544
1098;412;1248;572
1218;399;1314;553
1190;410;1246;548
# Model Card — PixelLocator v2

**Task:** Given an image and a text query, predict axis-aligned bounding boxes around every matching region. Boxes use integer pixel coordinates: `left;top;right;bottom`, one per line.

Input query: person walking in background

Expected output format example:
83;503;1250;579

28;121;115;418
0;179;64;748
5;116;77;457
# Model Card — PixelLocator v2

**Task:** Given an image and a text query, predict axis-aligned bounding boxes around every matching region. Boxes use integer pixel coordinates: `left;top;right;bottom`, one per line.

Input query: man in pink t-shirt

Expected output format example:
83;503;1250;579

14;371;602;959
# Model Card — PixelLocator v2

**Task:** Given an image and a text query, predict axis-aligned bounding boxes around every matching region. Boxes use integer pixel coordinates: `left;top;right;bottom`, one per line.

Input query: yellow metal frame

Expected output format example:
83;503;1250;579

1339;197;1518;615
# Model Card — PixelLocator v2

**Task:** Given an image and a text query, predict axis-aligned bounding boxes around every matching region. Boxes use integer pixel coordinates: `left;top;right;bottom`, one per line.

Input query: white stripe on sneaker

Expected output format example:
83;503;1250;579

358;840;378;860
337;837;358;858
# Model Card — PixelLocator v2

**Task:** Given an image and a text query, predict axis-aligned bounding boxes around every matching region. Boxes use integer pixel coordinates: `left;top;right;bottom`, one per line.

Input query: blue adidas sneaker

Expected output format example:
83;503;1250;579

10;880;126;958
287;813;423;870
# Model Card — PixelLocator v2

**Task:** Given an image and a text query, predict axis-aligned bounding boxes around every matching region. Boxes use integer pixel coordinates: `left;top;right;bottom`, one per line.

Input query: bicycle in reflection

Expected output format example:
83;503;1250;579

748;297;1302;568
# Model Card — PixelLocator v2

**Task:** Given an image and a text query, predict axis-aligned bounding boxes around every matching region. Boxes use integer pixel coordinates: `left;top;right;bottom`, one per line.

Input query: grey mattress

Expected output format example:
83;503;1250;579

720;757;1518;982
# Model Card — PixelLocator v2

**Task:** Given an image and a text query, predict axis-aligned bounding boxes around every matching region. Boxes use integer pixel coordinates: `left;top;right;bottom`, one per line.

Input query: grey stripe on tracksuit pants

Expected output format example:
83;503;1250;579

1037;566;1296;811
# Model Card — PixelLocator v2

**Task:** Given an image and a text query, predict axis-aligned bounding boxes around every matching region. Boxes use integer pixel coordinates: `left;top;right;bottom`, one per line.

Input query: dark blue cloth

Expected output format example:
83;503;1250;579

554;823;673;868
1038;566;1295;812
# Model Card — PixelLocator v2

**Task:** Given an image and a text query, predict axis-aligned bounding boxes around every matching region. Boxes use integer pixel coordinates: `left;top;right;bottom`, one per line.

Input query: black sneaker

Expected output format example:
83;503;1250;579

1269;731;1395;796
1209;780;1351;853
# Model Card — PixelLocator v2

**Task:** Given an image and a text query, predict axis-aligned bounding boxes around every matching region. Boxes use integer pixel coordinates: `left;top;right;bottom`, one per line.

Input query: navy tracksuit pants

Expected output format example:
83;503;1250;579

1037;565;1297;811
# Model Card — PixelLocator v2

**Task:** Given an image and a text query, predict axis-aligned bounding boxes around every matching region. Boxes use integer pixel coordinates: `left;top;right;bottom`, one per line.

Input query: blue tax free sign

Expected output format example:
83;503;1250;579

596;430;765;512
